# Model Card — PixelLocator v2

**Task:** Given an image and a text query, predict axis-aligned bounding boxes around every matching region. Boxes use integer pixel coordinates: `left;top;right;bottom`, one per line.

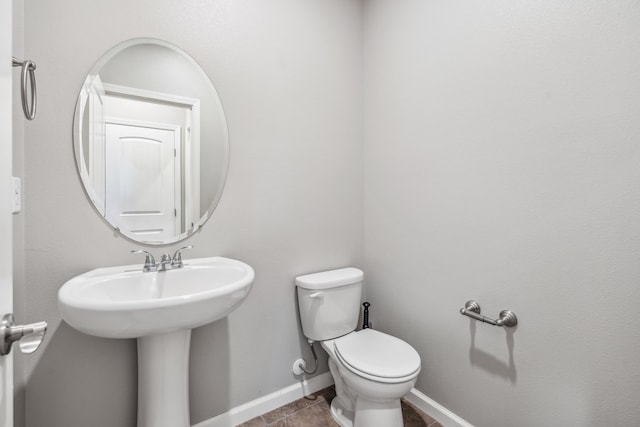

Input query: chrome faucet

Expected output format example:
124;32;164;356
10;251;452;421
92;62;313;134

157;254;173;271
131;245;194;272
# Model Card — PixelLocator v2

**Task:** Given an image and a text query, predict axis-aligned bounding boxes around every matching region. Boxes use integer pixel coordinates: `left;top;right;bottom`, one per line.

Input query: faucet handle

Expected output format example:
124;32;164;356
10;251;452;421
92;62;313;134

131;249;156;272
171;245;193;268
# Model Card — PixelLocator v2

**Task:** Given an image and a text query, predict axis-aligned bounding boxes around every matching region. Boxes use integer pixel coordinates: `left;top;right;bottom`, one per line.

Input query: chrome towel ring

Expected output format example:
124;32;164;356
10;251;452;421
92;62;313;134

12;57;37;120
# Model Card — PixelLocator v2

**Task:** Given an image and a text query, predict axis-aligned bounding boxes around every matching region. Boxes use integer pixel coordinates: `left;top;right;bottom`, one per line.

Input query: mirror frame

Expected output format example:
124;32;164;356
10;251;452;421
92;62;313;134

72;38;229;246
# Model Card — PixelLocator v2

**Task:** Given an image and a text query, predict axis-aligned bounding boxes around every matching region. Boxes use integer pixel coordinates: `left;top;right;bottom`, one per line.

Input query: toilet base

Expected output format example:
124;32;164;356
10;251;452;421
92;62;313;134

330;398;353;427
329;395;405;427
353;396;403;427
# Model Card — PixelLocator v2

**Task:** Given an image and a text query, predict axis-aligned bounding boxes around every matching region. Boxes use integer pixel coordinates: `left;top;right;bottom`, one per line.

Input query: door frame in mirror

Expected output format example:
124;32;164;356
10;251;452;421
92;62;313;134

72;38;229;246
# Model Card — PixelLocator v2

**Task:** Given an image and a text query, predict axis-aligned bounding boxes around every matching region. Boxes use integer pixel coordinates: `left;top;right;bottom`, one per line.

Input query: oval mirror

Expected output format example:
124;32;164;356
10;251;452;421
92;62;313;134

73;38;229;245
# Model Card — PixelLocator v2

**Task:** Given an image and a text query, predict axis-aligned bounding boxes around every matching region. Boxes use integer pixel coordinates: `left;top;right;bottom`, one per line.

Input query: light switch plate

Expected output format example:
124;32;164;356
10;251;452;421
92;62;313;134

12;176;21;214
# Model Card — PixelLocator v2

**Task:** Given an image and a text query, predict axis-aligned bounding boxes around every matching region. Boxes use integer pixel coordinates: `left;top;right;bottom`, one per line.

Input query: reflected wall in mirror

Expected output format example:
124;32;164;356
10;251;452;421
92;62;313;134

73;38;229;245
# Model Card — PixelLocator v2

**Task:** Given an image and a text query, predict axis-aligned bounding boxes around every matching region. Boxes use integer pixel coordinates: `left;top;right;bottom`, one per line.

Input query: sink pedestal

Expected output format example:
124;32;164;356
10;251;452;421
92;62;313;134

137;329;192;427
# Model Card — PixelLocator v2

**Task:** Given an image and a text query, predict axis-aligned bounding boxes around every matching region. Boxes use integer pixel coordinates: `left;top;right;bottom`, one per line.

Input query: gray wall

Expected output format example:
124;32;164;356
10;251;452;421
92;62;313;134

22;1;640;426
364;1;640;426
23;1;362;426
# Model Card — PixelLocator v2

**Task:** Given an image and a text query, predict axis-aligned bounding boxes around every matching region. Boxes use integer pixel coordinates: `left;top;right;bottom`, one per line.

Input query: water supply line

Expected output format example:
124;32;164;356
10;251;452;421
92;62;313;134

293;339;318;375
293;302;372;376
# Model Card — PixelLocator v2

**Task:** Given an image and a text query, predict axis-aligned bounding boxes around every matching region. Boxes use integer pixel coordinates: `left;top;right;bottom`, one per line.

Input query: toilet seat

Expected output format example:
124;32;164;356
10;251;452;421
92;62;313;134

333;329;420;384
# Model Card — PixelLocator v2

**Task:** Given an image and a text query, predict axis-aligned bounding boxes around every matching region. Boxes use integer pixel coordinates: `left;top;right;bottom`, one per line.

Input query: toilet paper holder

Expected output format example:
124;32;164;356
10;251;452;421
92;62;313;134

459;300;518;327
0;313;48;356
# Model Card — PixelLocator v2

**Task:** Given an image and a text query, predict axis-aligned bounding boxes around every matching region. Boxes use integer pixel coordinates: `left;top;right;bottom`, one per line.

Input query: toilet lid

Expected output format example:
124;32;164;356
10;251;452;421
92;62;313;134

333;329;420;380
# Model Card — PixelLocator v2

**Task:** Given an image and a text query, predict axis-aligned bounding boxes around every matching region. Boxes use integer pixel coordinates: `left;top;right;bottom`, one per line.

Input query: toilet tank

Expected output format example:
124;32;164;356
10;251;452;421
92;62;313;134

295;268;363;342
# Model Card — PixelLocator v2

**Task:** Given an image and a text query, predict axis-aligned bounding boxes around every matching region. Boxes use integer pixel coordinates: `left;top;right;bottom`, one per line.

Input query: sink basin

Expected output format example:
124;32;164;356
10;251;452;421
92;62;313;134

58;256;254;338
57;256;255;427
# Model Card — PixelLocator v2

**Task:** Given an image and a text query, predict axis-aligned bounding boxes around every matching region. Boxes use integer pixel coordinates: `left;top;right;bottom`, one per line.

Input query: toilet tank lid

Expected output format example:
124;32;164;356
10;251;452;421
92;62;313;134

295;268;363;290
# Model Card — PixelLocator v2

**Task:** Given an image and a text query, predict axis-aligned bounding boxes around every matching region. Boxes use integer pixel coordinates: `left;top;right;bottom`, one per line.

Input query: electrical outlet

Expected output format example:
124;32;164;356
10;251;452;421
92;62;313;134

12;176;21;214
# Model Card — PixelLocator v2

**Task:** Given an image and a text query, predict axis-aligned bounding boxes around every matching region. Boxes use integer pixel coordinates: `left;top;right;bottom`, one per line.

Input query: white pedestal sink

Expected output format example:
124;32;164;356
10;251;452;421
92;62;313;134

58;257;255;427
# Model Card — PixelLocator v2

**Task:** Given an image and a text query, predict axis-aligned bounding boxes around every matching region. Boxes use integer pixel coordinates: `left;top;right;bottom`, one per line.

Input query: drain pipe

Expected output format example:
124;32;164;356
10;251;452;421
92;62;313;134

292;339;318;375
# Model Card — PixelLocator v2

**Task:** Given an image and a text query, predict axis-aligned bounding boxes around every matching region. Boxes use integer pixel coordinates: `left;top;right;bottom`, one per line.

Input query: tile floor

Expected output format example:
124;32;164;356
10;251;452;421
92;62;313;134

237;386;442;427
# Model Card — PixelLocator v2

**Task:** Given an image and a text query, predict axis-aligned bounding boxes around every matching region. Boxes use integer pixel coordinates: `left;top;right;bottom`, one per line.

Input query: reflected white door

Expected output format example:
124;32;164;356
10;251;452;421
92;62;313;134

105;122;180;243
0;0;13;425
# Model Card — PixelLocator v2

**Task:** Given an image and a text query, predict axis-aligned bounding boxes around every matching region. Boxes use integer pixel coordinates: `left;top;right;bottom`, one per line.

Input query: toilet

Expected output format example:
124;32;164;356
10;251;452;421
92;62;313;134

295;267;421;427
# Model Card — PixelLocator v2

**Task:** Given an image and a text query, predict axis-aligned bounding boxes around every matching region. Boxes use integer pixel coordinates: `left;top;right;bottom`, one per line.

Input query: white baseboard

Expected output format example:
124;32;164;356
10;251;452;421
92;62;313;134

192;372;334;427
405;388;474;427
192;374;472;427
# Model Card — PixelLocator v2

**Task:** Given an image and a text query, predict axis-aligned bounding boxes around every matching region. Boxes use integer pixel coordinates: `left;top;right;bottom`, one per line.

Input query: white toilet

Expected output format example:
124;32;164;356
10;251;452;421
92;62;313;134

296;267;421;427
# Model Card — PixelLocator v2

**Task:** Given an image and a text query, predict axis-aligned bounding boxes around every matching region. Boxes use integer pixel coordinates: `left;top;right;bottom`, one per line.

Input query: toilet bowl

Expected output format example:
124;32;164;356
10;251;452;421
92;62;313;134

322;329;420;427
295;268;421;427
